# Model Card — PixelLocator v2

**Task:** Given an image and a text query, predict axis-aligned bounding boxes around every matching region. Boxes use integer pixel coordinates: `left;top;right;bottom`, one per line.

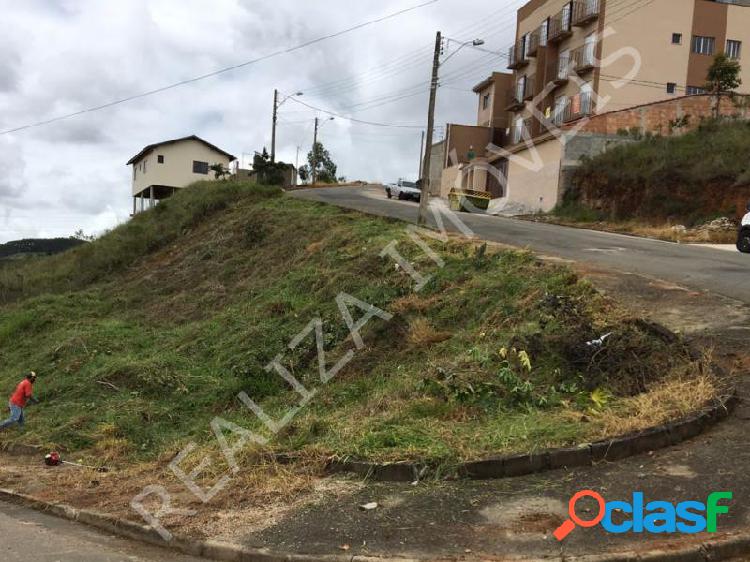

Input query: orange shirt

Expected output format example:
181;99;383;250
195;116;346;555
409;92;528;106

10;379;33;407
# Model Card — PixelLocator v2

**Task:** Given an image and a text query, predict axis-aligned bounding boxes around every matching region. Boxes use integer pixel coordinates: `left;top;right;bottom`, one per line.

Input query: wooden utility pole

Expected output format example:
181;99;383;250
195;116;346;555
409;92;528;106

312;117;319;186
271;89;279;163
418;130;425;179
418;31;441;226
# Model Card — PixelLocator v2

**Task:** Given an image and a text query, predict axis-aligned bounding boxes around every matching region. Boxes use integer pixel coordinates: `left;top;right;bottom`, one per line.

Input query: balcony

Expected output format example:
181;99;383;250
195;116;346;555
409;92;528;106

507;39;529;70
573;0;600;27
548;6;573;44
505;88;525;112
526;30;541;57
547;55;572;89
570;44;596;73
523;75;536;100
564;91;594;122
509;118;533;144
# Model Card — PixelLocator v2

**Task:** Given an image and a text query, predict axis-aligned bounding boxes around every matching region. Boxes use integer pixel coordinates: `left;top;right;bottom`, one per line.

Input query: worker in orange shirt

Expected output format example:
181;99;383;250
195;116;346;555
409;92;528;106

0;372;38;431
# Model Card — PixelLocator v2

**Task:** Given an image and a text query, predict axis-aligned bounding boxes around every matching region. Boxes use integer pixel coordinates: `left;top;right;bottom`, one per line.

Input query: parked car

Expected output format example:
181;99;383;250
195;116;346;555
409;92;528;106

385;179;421;202
737;203;750;253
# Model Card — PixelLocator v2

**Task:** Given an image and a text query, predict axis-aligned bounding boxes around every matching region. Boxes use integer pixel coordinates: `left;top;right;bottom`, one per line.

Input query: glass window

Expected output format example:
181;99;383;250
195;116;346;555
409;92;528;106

193;161;209;174
727;40;742;59
691;35;715;56
672;33;682;45
158;155;165;164
667;82;677;94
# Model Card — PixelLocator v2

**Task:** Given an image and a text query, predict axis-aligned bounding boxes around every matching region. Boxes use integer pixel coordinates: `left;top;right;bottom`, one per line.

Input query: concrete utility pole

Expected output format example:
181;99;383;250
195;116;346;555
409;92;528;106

295;145;300;186
418;31;442;226
418;130;425;179
271;89;279;163
312;117;319;186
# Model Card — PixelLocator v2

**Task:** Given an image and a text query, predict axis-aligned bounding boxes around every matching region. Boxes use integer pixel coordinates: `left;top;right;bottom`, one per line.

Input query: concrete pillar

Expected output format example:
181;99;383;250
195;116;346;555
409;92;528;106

140;194;144;213
132;197;136;216
149;186;155;208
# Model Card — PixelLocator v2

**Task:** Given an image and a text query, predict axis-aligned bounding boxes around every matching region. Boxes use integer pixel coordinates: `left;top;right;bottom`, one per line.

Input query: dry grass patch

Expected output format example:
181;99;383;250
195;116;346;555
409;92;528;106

407;317;452;347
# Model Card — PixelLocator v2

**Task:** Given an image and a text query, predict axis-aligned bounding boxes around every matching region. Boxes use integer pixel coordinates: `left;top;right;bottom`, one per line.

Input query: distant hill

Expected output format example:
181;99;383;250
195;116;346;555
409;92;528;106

0;237;86;259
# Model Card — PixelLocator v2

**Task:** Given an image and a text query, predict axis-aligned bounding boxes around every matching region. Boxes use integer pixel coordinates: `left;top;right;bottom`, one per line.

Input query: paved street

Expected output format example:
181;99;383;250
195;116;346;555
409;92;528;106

290;186;750;304
0;500;203;562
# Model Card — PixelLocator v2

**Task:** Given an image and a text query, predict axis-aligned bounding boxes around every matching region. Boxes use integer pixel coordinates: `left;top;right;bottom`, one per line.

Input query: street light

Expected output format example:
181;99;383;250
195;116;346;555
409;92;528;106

441;38;485;65
418;35;485;225
272;90;304;163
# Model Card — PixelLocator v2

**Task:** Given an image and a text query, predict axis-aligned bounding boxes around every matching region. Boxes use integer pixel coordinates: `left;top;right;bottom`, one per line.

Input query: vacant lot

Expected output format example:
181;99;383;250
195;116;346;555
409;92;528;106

0;181;718;470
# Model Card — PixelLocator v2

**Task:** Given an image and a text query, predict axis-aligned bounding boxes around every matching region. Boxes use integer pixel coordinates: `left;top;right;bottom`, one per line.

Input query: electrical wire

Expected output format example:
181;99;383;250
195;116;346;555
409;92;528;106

0;0;440;136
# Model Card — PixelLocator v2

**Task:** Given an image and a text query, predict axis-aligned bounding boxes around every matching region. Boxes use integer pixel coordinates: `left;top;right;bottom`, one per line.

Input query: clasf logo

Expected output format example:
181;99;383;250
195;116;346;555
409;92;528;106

554;490;732;541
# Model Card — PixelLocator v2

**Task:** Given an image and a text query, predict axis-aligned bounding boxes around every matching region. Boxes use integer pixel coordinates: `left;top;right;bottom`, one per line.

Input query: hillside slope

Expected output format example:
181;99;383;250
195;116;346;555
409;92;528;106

0;181;715;465
567;119;750;224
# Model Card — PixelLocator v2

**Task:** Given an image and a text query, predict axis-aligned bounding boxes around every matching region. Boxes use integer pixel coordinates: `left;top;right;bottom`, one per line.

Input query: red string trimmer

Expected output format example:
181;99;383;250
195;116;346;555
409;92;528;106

44;451;109;472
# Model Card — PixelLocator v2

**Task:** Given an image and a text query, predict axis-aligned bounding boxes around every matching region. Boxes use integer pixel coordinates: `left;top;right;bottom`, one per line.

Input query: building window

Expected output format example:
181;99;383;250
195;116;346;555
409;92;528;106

727;39;742;59
193;160;209;174
686;85;707;95
540;19;548;47
691;35;715;56
143;159;147;174
672;33;682;45
667;82;677;94
158;154;165;163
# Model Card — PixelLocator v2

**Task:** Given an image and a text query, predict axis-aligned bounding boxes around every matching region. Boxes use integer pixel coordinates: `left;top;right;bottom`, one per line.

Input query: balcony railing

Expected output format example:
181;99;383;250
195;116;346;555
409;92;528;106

547;54;572;88
509;118;533;144
527;29;541;57
524;75;536;100
573;0;600;26
564;91;594;122
570;44;596;73
507;38;529;70
548;5;573;44
505;76;534;111
505;88;525;112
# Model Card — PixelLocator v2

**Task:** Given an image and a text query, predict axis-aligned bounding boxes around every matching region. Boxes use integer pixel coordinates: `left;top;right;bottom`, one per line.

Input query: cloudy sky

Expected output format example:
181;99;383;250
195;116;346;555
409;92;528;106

0;0;524;242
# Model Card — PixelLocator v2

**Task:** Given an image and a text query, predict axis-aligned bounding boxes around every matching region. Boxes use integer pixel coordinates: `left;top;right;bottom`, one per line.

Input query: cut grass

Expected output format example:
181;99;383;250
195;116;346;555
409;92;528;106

0;181;718;466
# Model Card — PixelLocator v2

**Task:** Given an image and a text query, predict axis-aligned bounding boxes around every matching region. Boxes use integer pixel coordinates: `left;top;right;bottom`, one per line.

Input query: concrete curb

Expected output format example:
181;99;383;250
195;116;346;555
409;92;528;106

326;392;739;482
0;488;420;561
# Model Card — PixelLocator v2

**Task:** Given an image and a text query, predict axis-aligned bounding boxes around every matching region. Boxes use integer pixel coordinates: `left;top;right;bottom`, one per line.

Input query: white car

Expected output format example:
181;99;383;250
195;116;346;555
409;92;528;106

385;179;421;202
738;205;750;253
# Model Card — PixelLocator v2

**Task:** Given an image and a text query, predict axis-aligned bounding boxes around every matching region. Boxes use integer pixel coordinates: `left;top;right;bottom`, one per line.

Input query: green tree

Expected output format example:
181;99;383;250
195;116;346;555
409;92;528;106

705;53;742;118
252;148;289;185
306;142;338;184
209;163;230;180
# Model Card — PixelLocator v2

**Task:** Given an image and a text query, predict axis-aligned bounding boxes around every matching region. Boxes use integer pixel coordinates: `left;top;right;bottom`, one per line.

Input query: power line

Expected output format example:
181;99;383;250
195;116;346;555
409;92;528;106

286;96;425;128
0;0;439;136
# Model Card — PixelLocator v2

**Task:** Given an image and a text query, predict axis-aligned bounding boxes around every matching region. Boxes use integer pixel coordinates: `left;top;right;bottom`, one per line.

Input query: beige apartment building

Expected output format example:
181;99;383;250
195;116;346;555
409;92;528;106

445;0;750;213
128;135;236;214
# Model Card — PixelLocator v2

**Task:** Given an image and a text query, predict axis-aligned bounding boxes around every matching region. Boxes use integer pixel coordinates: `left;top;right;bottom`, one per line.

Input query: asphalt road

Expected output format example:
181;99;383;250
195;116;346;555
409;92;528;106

0;500;204;562
290;186;750;304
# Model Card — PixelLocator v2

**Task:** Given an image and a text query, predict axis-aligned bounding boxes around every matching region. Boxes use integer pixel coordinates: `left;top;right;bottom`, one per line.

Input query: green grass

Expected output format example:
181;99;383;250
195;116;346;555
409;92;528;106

0;181;710;464
568;118;750;224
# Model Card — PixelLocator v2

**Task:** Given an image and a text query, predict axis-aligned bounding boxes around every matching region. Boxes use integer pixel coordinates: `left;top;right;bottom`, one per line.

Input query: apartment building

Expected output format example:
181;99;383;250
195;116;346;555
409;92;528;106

448;0;750;213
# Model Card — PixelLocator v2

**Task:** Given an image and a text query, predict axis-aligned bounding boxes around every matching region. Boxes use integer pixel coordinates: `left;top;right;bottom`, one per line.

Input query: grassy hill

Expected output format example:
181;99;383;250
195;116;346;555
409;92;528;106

0;181;716;466
563;119;750;225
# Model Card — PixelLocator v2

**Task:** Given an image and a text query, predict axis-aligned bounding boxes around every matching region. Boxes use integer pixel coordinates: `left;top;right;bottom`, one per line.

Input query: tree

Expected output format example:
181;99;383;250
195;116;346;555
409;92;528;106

306;142;338;184
705;53;742;118
209;163;230;180
252;148;288;185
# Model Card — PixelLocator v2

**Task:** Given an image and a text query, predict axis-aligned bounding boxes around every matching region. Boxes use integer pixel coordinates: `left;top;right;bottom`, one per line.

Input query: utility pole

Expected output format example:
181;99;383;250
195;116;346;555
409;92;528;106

418;31;442;226
271;89;279;163
312;117;319;186
418;130;425;179
295;145;300;186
